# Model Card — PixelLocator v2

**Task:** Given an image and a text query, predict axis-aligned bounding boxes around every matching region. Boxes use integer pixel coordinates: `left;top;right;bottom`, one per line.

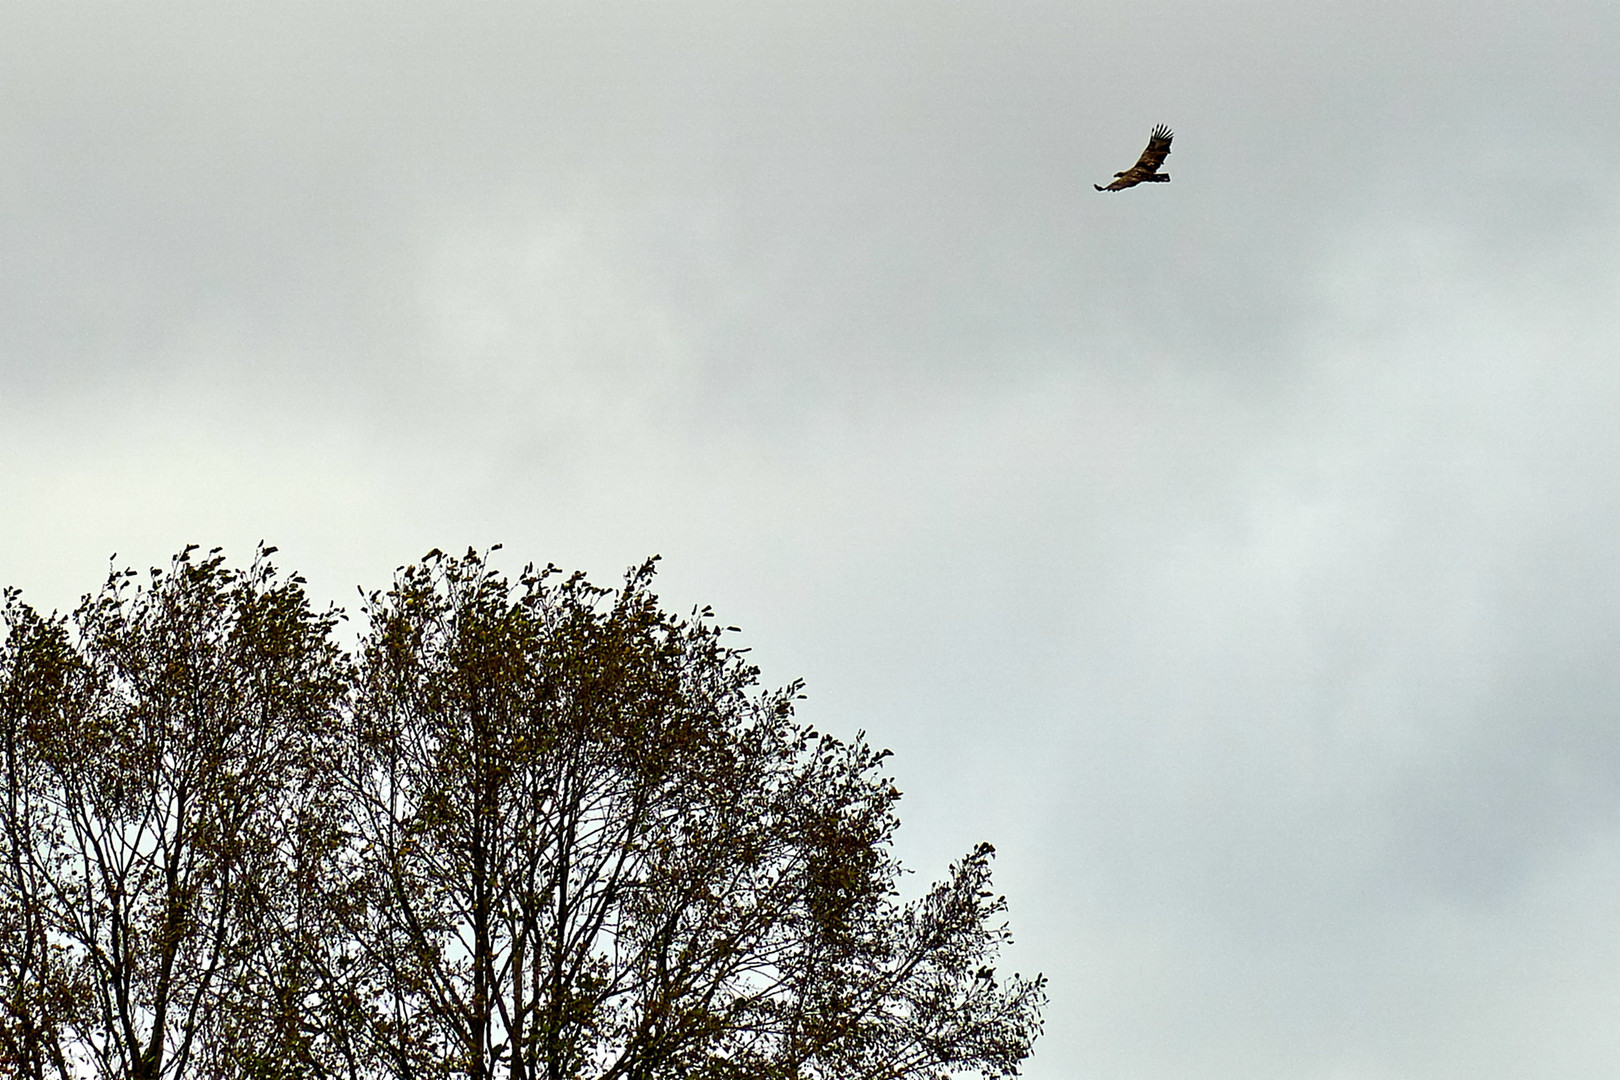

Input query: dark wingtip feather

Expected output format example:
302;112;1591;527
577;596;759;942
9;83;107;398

1152;123;1173;141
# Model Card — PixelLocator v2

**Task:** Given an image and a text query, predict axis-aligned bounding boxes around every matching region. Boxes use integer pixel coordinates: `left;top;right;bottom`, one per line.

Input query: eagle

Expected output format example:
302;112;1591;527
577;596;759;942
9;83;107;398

1095;125;1173;191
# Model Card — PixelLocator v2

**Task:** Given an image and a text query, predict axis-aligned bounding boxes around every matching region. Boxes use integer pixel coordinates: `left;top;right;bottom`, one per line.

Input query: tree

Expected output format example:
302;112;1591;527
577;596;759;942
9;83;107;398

0;547;349;1080
1;546;1045;1080
1;591;87;1080
341;549;1043;1080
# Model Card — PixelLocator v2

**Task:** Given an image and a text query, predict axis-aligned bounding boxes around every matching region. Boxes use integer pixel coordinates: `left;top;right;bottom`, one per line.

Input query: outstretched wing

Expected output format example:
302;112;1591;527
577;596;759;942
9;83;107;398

1130;124;1173;174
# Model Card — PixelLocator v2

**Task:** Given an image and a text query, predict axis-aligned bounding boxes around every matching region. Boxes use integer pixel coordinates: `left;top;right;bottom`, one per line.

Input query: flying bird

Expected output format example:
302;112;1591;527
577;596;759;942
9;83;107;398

1095;125;1173;191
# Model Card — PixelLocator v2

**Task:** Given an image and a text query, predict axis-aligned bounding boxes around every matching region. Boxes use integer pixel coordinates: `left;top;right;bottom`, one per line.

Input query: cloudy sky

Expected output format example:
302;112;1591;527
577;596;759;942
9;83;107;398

5;3;1620;1076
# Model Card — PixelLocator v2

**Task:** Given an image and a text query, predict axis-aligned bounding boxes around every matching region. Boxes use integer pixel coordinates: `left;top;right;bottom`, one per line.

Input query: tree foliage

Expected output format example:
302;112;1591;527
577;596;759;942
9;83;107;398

1;547;348;1080
0;546;1044;1080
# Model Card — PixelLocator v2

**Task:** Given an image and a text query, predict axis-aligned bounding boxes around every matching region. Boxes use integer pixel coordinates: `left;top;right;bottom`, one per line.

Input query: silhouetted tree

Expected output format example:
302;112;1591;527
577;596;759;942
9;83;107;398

1;592;87;1080
340;549;1044;1080
0;546;1044;1080
0;548;348;1080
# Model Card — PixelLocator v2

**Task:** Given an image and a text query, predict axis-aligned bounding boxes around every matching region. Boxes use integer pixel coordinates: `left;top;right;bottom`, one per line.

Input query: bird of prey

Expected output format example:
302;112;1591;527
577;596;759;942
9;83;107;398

1095;125;1173;191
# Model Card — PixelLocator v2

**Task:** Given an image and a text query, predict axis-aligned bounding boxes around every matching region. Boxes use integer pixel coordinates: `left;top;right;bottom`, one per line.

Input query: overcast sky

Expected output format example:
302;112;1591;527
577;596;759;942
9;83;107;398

5;3;1620;1077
